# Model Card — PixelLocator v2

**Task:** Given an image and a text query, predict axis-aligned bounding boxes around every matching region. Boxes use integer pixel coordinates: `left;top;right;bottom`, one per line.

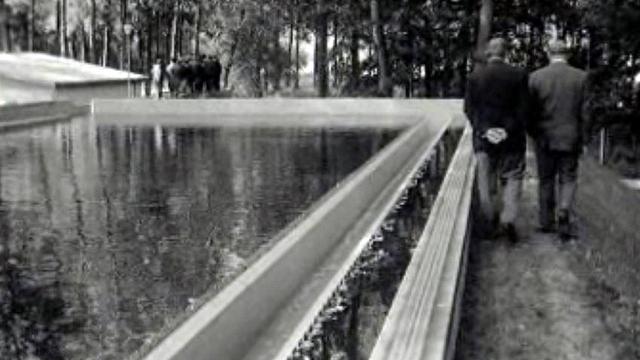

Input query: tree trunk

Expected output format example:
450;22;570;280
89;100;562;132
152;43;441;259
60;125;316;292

59;0;67;56
28;0;35;51
69;29;75;59
332;17;339;88
155;11;160;58
404;27;414;98
286;0;294;88
119;0;127;69
55;0;61;54
102;0;111;66
170;2;178;59
313;33;319;86
223;37;237;89
102;26;109;66
165;13;171;62
194;0;202;57
441;32;451;97
457;3;473;96
0;0;8;52
63;0;68;56
146;8;152;72
371;0;391;96
272;10;282;91
89;0;96;63
294;8;300;90
80;25;87;62
350;26;360;86
316;0;329;97
475;0;494;63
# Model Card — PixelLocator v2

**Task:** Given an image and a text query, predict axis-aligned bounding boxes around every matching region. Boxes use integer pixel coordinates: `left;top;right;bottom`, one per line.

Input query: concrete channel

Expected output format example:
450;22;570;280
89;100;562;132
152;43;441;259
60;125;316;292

92;99;472;360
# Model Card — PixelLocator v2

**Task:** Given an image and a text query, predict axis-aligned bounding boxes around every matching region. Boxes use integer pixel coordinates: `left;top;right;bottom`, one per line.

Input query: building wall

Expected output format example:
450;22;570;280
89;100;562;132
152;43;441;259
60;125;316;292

1;75;146;106
0;77;54;105
55;81;145;106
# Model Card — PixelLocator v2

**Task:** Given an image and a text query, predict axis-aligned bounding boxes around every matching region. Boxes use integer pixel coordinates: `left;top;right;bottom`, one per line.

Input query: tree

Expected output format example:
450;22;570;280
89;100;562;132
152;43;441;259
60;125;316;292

475;0;493;63
89;0;96;63
316;0;328;97
0;0;9;52
370;0;392;96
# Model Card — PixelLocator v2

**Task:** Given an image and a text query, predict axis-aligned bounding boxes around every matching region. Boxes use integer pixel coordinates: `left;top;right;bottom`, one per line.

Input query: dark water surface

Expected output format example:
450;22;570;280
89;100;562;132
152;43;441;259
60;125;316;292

0;118;399;360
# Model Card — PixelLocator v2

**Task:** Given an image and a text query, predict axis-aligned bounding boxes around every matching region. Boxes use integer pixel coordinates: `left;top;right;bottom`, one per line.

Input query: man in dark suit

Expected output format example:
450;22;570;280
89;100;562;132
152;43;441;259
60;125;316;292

528;39;590;240
464;38;529;242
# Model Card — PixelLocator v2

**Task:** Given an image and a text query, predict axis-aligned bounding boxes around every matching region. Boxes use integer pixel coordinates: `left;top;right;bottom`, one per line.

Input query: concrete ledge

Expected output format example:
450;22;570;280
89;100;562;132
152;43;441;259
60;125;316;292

141;109;457;360
92;98;464;129
94;113;422;129
92;98;462;115
370;126;476;360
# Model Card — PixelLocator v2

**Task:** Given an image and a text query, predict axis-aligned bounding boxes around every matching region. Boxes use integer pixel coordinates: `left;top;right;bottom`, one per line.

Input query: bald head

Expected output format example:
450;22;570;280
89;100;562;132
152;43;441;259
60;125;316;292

485;38;508;60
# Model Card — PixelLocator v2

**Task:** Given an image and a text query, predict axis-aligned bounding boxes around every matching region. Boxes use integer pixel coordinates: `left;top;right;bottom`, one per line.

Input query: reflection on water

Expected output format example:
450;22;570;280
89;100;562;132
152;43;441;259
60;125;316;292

0;119;399;360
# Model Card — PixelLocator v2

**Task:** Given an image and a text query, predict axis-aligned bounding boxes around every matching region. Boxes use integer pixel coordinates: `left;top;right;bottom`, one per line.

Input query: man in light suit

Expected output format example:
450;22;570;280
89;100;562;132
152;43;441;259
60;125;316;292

464;38;529;242
528;39;590;240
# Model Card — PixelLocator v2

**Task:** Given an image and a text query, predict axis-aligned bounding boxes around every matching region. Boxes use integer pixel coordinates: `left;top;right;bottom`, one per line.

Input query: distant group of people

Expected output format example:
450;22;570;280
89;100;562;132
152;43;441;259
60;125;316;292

464;37;589;242
150;55;223;99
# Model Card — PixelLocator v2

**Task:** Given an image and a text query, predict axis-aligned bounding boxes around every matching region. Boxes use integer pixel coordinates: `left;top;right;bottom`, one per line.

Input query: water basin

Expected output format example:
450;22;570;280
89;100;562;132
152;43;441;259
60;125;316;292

0;117;400;360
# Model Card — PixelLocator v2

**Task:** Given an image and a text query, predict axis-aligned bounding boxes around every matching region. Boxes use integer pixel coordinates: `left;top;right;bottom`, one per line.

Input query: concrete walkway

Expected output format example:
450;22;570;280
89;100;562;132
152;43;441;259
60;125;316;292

455;154;625;360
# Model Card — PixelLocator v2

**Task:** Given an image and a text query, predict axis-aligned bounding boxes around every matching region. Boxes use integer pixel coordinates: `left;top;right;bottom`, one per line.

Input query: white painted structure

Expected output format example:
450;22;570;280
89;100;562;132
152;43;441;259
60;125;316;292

0;53;146;106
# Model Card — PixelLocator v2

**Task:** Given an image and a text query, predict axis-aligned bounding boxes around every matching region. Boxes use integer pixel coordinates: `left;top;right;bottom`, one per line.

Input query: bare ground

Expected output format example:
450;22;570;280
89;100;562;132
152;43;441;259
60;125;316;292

456;157;639;360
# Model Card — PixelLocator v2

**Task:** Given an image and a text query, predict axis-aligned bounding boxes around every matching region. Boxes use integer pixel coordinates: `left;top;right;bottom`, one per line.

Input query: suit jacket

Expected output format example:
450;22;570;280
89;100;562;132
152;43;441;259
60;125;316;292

464;59;529;153
528;61;590;152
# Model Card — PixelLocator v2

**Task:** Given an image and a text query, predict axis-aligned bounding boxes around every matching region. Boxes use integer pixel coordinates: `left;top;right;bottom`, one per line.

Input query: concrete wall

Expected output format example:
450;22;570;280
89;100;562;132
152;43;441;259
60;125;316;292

0;76;54;105
55;80;145;106
1;76;145;106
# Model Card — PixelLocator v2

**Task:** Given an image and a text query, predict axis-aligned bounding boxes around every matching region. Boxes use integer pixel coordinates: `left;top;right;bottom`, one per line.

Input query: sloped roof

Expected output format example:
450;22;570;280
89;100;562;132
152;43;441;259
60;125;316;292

0;52;146;86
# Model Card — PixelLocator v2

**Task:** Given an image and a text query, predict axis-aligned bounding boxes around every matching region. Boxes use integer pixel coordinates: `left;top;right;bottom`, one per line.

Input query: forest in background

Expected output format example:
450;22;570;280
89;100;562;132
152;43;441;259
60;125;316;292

0;0;639;108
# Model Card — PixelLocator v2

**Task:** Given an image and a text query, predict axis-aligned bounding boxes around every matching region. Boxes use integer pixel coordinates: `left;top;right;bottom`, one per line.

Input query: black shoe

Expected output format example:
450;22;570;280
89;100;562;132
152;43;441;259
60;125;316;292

558;210;571;241
502;222;518;244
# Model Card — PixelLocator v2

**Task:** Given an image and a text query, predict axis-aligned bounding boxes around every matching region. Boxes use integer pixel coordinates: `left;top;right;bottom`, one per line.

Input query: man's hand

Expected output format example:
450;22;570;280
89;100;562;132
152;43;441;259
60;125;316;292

484;128;508;144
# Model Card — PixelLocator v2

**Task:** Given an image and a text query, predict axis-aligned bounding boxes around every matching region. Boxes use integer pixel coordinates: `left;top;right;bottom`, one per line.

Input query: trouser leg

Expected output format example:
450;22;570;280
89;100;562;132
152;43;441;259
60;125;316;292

499;151;525;225
535;144;557;228
558;152;579;213
475;152;496;227
500;179;522;224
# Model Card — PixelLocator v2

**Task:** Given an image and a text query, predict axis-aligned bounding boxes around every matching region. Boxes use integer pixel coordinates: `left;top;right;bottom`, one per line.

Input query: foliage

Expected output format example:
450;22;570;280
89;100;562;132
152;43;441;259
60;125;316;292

0;0;639;101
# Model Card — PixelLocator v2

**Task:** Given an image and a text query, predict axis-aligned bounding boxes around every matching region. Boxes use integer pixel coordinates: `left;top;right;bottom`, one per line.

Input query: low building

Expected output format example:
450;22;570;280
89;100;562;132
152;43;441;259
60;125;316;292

0;52;146;106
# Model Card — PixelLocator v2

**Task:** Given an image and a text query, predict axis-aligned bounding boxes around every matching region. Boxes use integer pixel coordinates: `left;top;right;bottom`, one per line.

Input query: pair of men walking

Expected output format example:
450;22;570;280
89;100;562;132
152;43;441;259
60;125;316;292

464;37;589;242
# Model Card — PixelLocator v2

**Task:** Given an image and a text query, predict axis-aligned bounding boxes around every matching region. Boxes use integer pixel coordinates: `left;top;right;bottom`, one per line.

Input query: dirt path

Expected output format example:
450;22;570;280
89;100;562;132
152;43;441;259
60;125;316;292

456;162;623;360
